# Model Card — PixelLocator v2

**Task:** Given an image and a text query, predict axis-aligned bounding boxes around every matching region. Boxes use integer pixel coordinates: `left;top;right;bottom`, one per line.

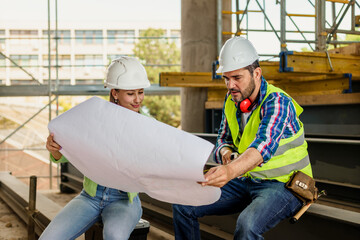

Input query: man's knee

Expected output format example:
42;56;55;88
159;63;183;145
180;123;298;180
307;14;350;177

172;204;195;219
235;215;262;239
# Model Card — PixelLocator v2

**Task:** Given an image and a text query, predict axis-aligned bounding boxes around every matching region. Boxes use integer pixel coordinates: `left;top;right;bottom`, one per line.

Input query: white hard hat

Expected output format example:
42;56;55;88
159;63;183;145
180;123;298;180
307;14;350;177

104;56;151;90
216;36;259;73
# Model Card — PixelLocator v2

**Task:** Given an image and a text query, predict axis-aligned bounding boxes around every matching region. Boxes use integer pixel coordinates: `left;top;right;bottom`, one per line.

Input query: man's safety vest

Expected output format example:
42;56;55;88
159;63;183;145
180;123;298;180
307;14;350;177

224;84;313;183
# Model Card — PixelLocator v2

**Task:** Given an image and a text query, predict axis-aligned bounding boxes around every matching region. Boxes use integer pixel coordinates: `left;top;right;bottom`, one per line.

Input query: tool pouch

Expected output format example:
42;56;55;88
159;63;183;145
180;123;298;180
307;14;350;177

285;171;318;204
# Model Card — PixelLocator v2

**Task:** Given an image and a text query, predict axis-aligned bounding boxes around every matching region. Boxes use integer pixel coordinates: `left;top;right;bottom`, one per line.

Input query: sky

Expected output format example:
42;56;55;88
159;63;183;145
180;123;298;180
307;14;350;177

1;0;358;55
0;0;181;23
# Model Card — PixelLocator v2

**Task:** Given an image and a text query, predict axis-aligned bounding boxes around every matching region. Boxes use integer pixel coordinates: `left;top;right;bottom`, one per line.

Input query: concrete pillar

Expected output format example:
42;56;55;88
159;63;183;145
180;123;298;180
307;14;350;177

181;0;231;133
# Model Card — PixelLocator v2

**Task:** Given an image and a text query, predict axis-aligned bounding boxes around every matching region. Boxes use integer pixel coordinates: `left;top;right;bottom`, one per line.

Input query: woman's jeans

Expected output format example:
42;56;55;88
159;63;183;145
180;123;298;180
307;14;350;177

39;185;142;240
172;177;302;240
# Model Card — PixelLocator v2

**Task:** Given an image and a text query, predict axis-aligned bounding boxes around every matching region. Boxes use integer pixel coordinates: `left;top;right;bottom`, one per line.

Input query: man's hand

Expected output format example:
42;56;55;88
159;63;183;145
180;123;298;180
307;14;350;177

200;148;263;188
200;165;234;188
221;148;233;165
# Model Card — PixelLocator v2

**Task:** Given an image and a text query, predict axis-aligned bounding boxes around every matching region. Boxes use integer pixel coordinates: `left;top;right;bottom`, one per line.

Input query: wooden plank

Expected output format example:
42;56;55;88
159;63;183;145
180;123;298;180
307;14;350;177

293;92;360;106
159;65;351;89
205;92;360;109
272;78;350;96
207;88;227;101
328;43;360;56
205;101;224;109
159;72;224;87
282;51;360;77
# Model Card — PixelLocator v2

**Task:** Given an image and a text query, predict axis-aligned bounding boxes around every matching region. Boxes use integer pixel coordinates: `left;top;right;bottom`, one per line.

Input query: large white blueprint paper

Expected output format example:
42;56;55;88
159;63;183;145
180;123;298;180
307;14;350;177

48;96;221;206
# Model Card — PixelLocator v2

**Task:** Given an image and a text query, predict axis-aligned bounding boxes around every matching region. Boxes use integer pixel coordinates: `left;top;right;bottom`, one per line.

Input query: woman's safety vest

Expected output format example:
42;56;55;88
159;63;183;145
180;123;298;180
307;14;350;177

224;84;313;183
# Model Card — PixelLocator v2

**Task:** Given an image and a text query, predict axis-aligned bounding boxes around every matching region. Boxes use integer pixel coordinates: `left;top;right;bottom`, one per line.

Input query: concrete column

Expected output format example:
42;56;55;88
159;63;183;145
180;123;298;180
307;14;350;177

181;0;230;133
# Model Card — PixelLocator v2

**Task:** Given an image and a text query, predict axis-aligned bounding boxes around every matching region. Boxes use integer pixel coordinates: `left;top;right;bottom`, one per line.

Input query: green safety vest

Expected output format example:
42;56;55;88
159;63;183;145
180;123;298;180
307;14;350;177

224;83;313;183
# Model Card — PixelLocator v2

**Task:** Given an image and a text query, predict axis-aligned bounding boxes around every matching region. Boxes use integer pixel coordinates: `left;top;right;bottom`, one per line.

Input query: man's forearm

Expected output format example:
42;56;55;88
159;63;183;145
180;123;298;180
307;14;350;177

227;147;263;179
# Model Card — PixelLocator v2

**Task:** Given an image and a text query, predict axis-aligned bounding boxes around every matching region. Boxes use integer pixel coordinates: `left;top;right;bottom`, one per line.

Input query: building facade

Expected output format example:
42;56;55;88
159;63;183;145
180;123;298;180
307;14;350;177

0;21;180;86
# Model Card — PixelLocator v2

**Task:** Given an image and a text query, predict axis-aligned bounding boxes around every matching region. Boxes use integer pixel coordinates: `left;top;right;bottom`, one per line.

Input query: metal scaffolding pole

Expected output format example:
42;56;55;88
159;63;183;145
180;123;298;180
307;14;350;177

316;0;326;51
217;0;222;55
280;0;287;51
47;0;53;189
55;0;60;188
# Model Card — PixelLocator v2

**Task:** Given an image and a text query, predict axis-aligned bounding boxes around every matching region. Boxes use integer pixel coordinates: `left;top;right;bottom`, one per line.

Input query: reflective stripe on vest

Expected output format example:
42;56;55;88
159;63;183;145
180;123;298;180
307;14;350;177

224;83;313;182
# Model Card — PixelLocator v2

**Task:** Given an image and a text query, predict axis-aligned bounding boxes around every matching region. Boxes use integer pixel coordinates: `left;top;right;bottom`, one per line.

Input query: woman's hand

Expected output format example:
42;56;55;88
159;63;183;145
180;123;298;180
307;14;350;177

46;133;63;160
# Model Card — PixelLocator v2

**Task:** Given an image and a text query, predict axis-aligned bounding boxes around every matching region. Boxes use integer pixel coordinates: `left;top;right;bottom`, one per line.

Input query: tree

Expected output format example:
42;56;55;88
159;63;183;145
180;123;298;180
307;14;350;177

133;28;181;127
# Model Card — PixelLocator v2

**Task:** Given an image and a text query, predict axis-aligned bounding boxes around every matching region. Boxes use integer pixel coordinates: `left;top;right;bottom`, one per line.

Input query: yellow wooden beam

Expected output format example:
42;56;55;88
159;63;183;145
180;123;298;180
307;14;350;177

207;88;227;101
356;15;360;26
160;63;349;88
222;10;261;15
260;62;348;81
326;0;350;4
205;77;351;103
293;92;360;105
287;13;316;17
222;31;246;36
281;51;360;78
205;92;360;109
268;77;350;96
205;101;224;109
159;72;224;88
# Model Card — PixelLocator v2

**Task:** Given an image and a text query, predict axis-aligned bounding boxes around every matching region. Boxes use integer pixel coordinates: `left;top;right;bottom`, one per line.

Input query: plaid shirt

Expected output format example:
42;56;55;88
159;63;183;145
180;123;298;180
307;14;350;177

214;77;301;165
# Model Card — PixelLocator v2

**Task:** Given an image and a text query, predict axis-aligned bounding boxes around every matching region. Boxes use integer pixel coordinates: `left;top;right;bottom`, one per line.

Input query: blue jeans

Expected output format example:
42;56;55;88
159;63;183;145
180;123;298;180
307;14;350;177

172;178;302;240
39;185;142;240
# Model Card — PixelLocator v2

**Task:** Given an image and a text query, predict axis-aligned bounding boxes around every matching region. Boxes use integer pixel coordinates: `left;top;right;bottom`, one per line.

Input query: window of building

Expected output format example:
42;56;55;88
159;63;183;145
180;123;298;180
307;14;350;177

107;54;135;62
10;55;38;67
11;79;38;85
43;55;71;66
43;30;71;44
75;30;103;44
9;30;38;45
0;54;5;67
75;55;103;66
107;30;135;44
0;30;5;44
10;30;38;36
43;79;71;85
76;79;103;85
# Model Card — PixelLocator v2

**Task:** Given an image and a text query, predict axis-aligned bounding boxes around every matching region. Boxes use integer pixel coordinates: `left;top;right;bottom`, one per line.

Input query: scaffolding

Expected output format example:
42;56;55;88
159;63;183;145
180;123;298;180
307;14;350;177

161;0;360;109
0;0;180;189
0;0;359;189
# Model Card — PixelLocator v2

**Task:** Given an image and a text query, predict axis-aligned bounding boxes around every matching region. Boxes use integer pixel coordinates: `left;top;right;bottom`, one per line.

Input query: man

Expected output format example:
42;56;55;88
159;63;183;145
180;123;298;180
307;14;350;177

172;36;313;239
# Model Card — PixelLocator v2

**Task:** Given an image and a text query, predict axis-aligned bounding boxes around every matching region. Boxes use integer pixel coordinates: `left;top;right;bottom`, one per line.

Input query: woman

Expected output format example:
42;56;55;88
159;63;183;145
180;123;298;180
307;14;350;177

40;56;151;240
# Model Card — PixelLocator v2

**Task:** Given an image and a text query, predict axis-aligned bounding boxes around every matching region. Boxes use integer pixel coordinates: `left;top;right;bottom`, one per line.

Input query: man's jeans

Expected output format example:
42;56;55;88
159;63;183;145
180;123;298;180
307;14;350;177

39;185;142;240
173;177;302;240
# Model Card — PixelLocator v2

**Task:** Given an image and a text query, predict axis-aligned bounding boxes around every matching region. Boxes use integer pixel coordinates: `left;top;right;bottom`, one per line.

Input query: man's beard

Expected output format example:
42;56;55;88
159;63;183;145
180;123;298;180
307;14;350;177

229;76;256;103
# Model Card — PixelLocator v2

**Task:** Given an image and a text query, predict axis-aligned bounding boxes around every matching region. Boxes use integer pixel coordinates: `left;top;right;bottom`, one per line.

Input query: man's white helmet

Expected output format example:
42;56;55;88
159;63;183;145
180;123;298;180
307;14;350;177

104;56;151;90
216;36;259;73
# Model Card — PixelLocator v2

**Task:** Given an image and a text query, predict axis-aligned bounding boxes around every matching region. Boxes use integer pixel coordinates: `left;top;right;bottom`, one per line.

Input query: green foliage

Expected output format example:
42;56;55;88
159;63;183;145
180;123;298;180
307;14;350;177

345;29;360;41
143;95;181;127
300;47;312;52
0;116;19;129
133;28;181;127
58;97;73;113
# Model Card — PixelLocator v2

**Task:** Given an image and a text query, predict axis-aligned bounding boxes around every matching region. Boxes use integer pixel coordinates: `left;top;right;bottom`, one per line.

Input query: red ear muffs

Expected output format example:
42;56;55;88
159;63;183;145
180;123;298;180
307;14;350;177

239;98;252;113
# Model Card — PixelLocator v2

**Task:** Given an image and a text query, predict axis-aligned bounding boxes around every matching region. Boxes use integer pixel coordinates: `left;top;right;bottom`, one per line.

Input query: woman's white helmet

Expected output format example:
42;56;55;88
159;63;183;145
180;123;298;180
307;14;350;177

104;56;151;90
216;36;259;73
